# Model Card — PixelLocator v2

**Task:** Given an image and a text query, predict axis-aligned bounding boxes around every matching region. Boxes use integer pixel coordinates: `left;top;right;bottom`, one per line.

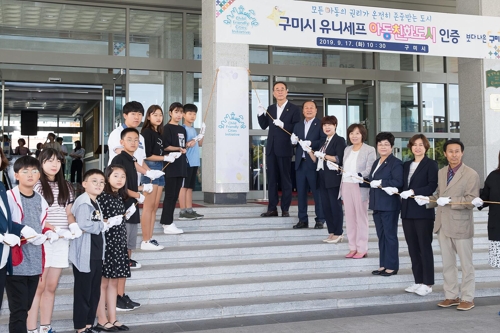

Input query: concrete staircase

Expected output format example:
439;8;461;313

1;205;498;331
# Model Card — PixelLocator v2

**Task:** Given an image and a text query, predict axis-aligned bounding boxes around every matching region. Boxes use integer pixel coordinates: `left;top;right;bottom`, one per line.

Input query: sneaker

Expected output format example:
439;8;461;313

190;210;204;219
404;283;422;293
163;223;184;234
116;295;134;312
129;259;142;269
415;284;432;296
437;297;460;308
140;240;164;251
122;294;141;309
39;326;53;333
457;300;475;311
149;239;164;249
178;212;196;220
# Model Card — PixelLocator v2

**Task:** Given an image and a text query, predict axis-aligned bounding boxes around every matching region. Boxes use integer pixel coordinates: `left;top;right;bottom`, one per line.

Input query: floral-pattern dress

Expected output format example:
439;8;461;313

96;192;131;278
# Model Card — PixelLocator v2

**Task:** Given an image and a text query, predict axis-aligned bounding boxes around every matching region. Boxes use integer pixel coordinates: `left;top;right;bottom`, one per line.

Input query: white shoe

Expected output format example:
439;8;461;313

405;283;422;293
140;240;163;251
163;223;184;234
415;284;432;296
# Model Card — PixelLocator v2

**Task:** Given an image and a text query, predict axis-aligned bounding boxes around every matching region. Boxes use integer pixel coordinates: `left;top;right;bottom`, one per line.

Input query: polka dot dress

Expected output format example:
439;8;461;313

97;192;131;279
489;241;500;268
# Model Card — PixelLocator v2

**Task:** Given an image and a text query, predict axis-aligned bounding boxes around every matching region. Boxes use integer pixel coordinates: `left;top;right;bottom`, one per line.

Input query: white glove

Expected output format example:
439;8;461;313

290;133;299;145
257;103;266;116
55;227;74;240
344;172;364;184
125;204;137;220
370;180;382;188
400;190;414;199
145;170;164;181
471;197;484;208
21;225;37;239
273;119;284;128
382;187;399;196
44;230;59;244
164;155;176;163
29;234;48;246
194;134;204;142
414;195;430;206
68;223;83;238
136;193;145;204
437;197;451;206
314;151;326;160
143;183;153;193
101;222;110;233
200;122;206;135
299;140;312;153
326;161;339;171
107;215;123;227
170;152;182;159
3;233;21;247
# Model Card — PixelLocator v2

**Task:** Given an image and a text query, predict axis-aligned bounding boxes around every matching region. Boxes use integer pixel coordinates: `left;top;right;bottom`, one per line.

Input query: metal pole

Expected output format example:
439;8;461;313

262;146;268;201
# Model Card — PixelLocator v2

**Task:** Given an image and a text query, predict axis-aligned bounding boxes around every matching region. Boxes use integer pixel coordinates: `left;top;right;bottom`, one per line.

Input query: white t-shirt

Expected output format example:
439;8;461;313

108;124;146;167
342;150;359;183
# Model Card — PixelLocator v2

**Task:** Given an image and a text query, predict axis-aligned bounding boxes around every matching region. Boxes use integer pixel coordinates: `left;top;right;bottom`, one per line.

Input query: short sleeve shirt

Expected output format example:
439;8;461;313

162;123;188;178
183;125;200;167
34;180;74;230
142;127;164;157
108;125;147;167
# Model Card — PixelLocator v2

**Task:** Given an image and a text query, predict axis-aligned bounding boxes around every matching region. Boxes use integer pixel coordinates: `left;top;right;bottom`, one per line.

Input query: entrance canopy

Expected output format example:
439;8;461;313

215;0;500;60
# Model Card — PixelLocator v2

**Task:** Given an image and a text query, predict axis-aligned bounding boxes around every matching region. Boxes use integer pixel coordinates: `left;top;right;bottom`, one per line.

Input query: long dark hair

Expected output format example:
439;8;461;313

103;164;129;200
38;148;72;206
141;105;163;135
74;140;82;152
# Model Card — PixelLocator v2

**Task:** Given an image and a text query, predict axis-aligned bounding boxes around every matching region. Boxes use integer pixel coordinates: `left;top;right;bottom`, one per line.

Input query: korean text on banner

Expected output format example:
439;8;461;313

215;0;500;60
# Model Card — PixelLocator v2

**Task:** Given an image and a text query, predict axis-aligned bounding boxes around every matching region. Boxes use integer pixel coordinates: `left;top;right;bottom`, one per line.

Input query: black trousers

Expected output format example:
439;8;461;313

5;274;39;333
73;260;103;330
402;218;435;285
160;177;183;225
266;153;292;212
318;173;343;235
0;266;6;309
71;159;83;183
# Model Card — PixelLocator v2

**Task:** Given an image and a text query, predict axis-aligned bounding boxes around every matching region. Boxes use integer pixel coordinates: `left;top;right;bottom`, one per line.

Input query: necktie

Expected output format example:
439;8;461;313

447;168;453;185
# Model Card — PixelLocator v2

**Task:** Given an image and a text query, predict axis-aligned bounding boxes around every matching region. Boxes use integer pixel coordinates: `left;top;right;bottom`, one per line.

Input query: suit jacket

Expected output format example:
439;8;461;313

429;163;480;239
401;156;438;220
317;134;346;188
0;182;23;275
258;101;301;157
367;154;403;212
339;143;376;202
293;117;326;171
479;170;500;241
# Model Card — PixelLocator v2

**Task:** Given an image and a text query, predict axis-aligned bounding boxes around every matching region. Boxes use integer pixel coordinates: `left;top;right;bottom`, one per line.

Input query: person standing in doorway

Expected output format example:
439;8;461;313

42;133;61;152
69;140;85;184
257;81;301;218
290;100;326;229
14;138;31;156
56;137;68;176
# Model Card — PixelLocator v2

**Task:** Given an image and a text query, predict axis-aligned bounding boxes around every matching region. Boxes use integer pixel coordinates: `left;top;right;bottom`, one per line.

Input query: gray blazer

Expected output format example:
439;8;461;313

429;163;480;239
69;192;106;273
339;143;376;202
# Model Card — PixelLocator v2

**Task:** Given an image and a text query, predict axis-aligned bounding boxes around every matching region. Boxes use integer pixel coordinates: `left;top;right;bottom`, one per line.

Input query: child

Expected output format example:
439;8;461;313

0;147;23;309
6;156;50;333
28;149;83;333
179;103;204;220
140;105;178;250
110;128;149;311
160;102;188;234
69;169;120;333
95;165;132;331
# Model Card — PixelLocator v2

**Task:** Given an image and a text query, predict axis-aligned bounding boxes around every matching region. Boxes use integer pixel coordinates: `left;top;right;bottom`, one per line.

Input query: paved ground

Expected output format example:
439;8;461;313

65;296;500;333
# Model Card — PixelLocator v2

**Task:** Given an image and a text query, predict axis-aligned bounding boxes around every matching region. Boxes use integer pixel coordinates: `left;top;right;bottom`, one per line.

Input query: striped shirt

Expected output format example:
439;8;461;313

34;180;75;229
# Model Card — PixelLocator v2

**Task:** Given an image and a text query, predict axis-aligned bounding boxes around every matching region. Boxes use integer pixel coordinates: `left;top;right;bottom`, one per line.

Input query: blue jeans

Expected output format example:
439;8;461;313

141;160;165;186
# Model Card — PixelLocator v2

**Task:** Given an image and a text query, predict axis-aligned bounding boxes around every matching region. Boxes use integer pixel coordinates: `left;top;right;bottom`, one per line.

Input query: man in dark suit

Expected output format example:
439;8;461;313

257;82;301;217
290;101;326;229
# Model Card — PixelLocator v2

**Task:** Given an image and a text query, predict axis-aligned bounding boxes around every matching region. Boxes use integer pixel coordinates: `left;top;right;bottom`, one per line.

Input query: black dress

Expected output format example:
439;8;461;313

96;192;131;278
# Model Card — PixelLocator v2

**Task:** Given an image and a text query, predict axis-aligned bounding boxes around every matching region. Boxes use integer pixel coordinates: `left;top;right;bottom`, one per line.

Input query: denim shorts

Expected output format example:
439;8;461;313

141;160;165;187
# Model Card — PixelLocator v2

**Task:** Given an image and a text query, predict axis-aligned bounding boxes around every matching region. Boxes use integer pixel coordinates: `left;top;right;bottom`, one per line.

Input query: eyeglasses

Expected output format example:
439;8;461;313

87;180;106;187
377;143;392;147
19;169;40;175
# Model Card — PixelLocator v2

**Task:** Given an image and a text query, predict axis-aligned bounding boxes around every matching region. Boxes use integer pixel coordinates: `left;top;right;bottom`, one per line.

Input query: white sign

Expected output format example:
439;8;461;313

215;66;249;187
215;0;500;60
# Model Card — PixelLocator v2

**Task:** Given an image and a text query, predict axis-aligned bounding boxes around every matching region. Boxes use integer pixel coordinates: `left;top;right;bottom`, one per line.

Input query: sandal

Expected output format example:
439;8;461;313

112;321;130;331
